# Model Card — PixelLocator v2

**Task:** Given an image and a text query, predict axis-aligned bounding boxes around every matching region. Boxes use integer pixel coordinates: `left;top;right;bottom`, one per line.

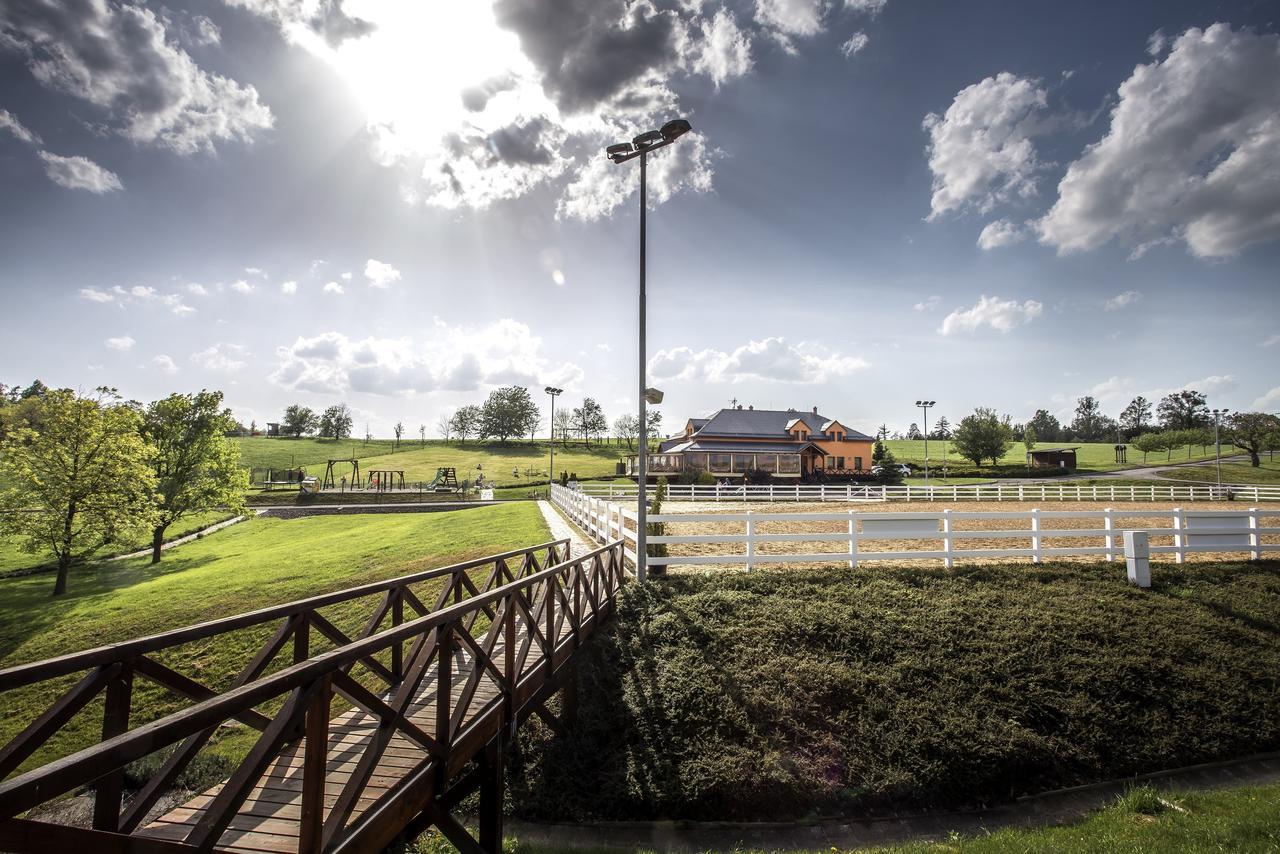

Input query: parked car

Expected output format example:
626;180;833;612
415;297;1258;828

870;464;912;476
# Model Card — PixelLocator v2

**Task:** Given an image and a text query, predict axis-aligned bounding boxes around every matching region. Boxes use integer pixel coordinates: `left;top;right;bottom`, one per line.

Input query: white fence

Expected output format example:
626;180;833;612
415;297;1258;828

578;481;1280;504
550;485;1280;570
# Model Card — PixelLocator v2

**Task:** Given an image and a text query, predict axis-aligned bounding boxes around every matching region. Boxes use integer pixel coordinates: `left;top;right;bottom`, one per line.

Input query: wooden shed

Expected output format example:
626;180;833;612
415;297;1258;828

1027;447;1080;470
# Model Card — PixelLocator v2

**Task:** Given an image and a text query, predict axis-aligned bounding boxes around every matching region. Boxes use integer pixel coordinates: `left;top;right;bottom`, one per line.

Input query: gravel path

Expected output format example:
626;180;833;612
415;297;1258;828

537;499;592;558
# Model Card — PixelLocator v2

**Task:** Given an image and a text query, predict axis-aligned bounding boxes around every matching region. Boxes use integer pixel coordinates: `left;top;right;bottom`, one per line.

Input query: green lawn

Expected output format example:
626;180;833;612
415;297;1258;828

1157;458;1280;485
886;440;1230;475
0;510;238;575
0;503;551;775
509;560;1280;823
405;781;1280;853
232;436;398;471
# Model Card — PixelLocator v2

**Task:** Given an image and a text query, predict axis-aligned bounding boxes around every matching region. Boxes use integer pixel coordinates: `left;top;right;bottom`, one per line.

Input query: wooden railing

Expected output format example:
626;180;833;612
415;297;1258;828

0;537;631;853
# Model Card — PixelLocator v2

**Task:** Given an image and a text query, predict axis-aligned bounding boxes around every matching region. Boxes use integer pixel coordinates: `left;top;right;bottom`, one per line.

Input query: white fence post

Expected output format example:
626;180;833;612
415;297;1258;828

1172;507;1184;564
1124;530;1151;588
1018;485;1024;501
1104;507;1114;563
847;510;857;569
942;509;953;569
1030;508;1041;564
1249;507;1261;560
745;514;755;572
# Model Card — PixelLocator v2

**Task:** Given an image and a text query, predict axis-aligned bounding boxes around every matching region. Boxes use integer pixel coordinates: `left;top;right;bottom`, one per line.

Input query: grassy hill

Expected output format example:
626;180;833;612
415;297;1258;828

511;560;1280;822
1158;458;1280;484
886;439;1229;475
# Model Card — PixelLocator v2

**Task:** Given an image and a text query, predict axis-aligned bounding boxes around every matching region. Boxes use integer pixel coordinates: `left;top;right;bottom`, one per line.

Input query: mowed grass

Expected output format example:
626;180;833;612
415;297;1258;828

1158;458;1280;485
886;440;1228;473
405;781;1280;853
509;560;1280;823
233;436;398;471
0;503;551;774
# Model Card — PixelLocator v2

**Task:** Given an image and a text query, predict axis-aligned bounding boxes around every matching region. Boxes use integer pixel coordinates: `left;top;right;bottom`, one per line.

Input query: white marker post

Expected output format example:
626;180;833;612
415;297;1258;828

1123;530;1150;588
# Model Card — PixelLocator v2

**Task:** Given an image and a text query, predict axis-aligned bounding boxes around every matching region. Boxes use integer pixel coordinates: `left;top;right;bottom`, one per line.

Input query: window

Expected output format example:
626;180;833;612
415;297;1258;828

825;457;835;470
778;454;800;473
733;453;753;472
836;456;845;470
756;454;777;472
854;456;863;470
709;453;732;472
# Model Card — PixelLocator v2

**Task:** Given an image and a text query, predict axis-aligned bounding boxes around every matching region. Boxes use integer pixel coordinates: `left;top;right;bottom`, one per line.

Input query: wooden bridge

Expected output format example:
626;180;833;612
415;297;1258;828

0;537;628;853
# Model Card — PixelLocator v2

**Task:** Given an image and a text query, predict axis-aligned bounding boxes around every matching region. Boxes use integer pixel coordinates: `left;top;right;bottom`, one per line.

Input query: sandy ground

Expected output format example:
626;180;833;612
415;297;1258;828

647;500;1280;572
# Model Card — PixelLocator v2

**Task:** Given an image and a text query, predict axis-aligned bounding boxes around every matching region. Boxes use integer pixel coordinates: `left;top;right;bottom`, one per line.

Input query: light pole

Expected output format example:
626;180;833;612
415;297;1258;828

607;118;692;582
916;400;935;487
545;386;562;493
1212;408;1229;496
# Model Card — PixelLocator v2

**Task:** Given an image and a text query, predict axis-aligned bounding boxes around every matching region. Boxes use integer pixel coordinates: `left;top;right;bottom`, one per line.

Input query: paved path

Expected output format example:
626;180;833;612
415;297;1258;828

538;500;592;559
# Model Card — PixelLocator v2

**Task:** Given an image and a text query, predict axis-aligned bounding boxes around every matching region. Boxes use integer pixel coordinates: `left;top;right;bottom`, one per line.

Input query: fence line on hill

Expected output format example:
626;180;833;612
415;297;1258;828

550;484;1280;570
576;481;1280;504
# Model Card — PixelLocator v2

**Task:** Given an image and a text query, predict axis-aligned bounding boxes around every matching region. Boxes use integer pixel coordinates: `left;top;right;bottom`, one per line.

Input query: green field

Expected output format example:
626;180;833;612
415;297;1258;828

886;439;1229;474
509;561;1280;823
1158;458;1280;485
0;504;551;774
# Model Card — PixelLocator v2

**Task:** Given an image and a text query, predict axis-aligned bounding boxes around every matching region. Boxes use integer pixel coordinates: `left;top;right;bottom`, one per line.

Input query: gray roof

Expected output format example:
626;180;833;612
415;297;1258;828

695;408;872;440
685;440;826;454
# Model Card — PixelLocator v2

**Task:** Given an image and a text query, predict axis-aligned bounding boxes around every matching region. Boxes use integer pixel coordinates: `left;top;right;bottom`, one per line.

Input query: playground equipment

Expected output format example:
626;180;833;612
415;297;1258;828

261;468;306;491
366;469;407;491
322;458;362;490
426;467;460;492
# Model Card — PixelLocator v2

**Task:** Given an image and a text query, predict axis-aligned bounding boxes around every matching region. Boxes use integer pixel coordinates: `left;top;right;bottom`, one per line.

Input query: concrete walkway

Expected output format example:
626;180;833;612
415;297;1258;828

537;499;592;559
507;751;1280;852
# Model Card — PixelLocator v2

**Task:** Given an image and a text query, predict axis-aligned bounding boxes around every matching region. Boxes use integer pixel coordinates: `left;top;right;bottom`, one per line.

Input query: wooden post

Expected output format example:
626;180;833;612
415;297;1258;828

391;590;404;683
294;613;310;663
92;662;133;831
504;596;516;736
478;736;505;854
436;622;453;752
299;675;331;854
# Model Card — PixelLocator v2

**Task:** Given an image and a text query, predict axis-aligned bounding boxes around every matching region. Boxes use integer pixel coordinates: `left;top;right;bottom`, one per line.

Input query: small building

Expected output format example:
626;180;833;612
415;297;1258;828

1027;447;1079;470
266;422;280;437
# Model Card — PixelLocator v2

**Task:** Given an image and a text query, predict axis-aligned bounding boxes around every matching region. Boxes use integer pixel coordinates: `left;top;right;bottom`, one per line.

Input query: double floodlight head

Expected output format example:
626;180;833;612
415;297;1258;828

607;118;692;162
643;387;664;405
916;400;936;407
545;386;563;396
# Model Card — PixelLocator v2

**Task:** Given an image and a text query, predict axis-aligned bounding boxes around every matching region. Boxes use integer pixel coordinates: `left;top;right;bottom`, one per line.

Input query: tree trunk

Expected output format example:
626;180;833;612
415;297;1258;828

1250;450;1260;466
151;525;167;564
52;554;70;596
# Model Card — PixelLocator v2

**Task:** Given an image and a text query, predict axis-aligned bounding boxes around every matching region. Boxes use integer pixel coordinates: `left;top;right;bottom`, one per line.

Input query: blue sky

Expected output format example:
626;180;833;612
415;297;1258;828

1;0;1277;437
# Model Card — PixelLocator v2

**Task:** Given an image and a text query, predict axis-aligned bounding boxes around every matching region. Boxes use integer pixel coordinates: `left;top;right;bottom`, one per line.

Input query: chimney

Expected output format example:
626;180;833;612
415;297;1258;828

812;406;818;414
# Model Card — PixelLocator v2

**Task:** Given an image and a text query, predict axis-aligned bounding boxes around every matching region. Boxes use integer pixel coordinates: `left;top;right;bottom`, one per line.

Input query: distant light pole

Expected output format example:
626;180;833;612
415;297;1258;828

916;400;935;487
545;387;562;492
607;118;693;583
1212;408;1230;496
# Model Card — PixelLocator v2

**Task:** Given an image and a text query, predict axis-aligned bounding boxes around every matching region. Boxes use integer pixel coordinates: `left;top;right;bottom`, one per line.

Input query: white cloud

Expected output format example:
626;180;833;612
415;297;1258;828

244;266;266;276
1037;24;1280;258
125;285;196;315
913;295;941;312
977;219;1026;250
839;32;869;58
754;0;828;52
558;132;717;221
191;343;249;372
1184;374;1236;395
844;0;887;14
340;271;352;281
0;109;41;145
281;280;298;295
938;295;1043;335
1103;290;1143;311
323;281;344;294
269;319;582;396
79;287;116;303
152;354;178;374
186;283;208;296
0;0;272;154
1146;29;1168;57
364;259;401;289
694;8;752;86
648;337;868;385
1252;386;1280;411
922;72;1048;220
191;14;221;45
38;152;123;193
1262;334;1280;348
230;280;255;294
105;335;136;351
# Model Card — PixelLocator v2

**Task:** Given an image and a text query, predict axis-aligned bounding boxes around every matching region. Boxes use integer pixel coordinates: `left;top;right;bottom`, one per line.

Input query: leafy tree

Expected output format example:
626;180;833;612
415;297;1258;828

393;420;405;450
1158;390;1208;430
1119;396;1152;438
318;403;354;440
479;386;539;444
952;407;1014;467
1070;396;1107;441
1023;423;1037;456
647;410;663;450
571;398;608;445
614;413;639;450
141;391;247;564
906;422;922;440
1226;412;1280;467
282;404;318;438
1027;409;1062;443
647;478;669;564
874;447;903;484
0;389;158;595
450;405;481;445
1132;431;1166;464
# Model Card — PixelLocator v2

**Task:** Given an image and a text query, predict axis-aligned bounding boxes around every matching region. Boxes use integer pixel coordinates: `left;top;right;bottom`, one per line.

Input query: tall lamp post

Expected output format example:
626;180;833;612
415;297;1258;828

1211;407;1229;496
545;386;562;492
916;400;935;487
607;117;693;583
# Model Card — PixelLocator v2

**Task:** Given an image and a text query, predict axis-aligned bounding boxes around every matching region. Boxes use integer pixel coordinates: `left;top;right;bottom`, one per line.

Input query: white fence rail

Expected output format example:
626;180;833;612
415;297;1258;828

550;485;1280;570
577;481;1280;504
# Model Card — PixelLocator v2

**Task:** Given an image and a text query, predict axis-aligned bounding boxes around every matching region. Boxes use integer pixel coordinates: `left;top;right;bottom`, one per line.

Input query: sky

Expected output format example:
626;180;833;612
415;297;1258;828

1;0;1278;438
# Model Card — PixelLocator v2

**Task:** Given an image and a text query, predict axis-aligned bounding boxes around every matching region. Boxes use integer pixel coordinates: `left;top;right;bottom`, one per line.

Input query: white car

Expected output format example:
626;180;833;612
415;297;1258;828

870;464;912;476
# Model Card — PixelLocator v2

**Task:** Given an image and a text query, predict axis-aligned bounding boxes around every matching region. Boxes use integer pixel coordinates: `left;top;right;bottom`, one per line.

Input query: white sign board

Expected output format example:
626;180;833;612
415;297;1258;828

479;488;494;501
860;516;940;538
1184;512;1251;548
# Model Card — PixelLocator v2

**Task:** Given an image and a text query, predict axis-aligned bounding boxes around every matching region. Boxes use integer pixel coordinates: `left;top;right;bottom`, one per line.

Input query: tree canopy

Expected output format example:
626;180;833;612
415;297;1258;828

952;408;1014;467
282;404;319;438
1226;412;1280;467
318;403;353;439
479;386;540;444
1158;390;1208;430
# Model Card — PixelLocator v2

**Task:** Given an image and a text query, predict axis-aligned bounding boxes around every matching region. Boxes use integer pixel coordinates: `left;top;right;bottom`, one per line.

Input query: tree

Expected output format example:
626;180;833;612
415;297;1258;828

1027;409;1062;443
647;410;663;450
1158;390;1208;430
1070;396;1106;441
931;416;951;440
318;403;353;440
1119;396;1152;438
876;424;890;442
872;438;887;465
952;408;1014;467
141;391;247;564
435;414;452;442
450;405;481;445
419;424;426;446
479;386;539;444
553;408;573;447
1226;413;1280;467
614;413;639;450
282;404;318;438
571;398;607;445
1132;432;1165;464
906;422;922;440
393;420;404;450
0;389;158;595
1023;423;1037;456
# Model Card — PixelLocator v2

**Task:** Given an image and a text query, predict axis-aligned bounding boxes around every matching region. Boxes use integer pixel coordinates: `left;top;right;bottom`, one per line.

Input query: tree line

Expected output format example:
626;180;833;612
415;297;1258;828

0;382;246;596
435;387;663;450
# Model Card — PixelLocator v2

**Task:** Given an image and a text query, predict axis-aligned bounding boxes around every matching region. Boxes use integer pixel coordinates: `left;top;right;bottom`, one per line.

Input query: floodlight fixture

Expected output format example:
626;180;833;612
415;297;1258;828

661;118;692;141
644;387;664;405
